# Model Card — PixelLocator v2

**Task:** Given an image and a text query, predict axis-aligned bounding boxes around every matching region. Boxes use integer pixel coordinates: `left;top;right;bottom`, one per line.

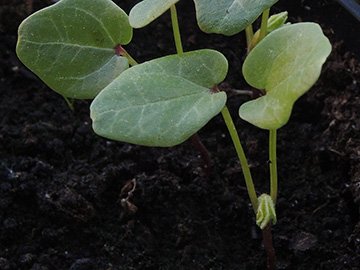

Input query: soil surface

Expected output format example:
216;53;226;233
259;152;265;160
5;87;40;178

1;0;360;269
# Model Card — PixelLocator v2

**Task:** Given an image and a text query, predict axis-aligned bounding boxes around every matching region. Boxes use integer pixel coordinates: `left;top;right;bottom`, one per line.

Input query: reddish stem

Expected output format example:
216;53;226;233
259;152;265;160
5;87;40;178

114;44;125;56
26;0;33;14
189;84;225;178
190;133;211;178
262;224;276;270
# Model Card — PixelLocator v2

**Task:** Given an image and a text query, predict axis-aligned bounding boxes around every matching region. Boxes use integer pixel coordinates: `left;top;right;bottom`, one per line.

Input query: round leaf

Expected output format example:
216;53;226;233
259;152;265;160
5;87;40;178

16;0;133;99
129;0;180;28
193;0;278;36
239;23;332;130
90;49;228;147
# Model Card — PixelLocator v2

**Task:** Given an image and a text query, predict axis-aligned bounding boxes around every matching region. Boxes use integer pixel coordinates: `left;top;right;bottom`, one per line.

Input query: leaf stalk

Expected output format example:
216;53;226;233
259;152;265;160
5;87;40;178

115;44;138;66
170;5;184;54
245;25;254;52
269;129;278;204
62;96;74;111
221;105;258;213
259;8;270;42
171;4;212;177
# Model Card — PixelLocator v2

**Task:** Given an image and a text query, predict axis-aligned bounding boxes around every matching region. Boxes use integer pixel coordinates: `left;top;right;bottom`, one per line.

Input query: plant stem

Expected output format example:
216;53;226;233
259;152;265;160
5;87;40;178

170;5;183;54
269;129;278;204
259;8;270;42
115;44;138;66
264;129;277;270
62;96;74;111
191;133;211;177
122;50;138;66
221;106;258;213
245;25;254;52
26;0;33;14
262;224;276;270
171;4;212;176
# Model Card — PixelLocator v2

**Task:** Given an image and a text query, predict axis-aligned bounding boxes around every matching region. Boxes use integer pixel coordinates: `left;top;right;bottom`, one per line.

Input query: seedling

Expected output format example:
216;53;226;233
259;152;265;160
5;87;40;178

16;0;331;268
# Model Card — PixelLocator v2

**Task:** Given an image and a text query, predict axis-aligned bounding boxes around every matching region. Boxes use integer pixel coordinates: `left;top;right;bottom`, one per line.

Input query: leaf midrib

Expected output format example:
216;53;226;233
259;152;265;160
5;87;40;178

95;90;208;117
21;39;114;52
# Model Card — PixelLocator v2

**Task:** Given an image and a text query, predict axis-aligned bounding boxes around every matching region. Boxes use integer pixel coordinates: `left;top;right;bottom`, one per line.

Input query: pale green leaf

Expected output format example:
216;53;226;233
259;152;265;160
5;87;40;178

193;0;278;36
239;23;332;130
90;49;228;147
16;0;133;99
129;0;180;28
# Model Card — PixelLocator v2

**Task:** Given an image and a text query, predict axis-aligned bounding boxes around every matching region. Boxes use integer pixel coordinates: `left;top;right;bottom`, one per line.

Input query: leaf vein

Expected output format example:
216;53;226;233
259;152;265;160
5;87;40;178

74;7;116;45
22;39;113;52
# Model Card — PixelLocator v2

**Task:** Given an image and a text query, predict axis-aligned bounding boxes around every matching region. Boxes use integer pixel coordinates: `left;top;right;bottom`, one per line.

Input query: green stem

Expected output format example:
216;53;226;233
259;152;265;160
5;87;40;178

122;50;138;66
269;129;278;205
171;4;212;177
115;44;138;66
170;5;183;54
259;8;270;42
245;25;254;51
62;96;74;111
221;106;258;213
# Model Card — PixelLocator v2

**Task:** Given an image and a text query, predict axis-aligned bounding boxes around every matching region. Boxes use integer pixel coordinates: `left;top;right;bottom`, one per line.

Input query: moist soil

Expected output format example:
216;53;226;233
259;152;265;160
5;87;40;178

1;0;360;269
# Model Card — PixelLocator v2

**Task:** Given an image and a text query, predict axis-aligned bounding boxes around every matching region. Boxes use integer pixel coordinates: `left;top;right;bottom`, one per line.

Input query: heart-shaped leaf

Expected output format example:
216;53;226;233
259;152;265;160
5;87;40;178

193;0;278;36
16;0;133;99
239;23;332;130
129;0;180;28
90;49;228;147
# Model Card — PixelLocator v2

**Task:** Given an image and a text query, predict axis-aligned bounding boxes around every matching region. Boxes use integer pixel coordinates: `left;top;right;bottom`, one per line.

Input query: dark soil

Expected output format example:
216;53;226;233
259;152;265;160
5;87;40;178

1;0;360;269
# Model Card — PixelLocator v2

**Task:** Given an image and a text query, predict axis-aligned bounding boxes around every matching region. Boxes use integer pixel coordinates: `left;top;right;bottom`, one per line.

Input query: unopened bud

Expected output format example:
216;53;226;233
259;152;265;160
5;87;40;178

249;12;289;51
256;194;277;230
267;12;288;33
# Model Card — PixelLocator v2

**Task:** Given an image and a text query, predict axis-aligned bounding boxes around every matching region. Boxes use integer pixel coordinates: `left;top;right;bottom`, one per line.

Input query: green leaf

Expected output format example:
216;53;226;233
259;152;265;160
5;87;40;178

129;0;180;28
90;49;228;147
16;0;133;99
193;0;278;36
239;23;332;130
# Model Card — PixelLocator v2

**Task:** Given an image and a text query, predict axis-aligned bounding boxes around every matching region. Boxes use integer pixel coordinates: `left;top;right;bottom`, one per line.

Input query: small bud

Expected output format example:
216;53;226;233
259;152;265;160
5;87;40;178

267;12;288;33
249;12;289;51
256;194;277;230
